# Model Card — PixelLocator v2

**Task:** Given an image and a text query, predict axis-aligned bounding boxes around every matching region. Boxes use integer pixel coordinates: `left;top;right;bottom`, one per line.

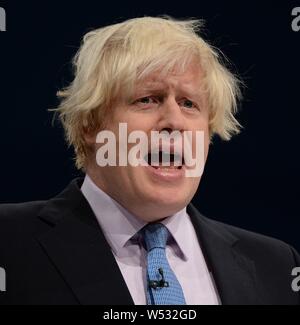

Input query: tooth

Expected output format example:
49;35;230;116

149;152;159;166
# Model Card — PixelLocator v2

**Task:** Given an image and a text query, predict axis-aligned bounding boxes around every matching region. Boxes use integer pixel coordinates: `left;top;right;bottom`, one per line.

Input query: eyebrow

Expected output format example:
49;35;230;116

134;82;204;104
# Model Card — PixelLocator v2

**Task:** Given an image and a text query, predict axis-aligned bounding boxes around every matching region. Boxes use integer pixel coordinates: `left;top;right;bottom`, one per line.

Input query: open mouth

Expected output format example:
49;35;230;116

144;151;184;170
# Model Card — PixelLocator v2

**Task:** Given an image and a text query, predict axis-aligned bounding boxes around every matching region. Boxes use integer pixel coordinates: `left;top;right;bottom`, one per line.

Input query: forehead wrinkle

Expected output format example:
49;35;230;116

134;78;204;103
136;72;200;90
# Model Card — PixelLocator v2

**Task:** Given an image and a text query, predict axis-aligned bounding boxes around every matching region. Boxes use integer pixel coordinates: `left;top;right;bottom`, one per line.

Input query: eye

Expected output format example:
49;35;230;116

134;96;158;106
180;99;198;110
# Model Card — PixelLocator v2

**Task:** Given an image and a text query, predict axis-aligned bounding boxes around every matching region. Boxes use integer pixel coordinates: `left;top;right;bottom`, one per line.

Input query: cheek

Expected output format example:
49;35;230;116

191;124;209;154
113;107;152;127
198;118;210;156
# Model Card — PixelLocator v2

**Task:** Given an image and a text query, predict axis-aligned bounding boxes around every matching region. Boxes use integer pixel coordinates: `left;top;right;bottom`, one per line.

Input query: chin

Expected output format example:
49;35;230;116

152;183;195;204
141;192;191;219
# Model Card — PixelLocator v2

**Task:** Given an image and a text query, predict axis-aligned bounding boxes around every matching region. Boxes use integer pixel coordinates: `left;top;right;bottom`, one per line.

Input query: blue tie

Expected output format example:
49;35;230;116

142;223;186;305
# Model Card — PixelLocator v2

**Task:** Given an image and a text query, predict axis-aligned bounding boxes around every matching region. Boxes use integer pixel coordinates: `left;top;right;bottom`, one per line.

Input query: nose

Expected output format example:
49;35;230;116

156;96;185;132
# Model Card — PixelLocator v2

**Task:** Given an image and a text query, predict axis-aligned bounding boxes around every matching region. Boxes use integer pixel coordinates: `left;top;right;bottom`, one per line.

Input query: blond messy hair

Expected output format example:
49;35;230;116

54;16;242;169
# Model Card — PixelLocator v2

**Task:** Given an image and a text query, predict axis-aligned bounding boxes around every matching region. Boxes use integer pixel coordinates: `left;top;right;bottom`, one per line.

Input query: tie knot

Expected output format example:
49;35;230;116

142;223;169;251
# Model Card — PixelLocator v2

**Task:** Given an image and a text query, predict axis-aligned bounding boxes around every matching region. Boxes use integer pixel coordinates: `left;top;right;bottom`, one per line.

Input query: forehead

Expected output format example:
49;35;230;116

135;63;204;92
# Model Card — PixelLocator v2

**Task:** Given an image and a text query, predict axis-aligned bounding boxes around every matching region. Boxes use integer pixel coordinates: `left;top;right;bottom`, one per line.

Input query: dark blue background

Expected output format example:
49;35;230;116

0;0;299;250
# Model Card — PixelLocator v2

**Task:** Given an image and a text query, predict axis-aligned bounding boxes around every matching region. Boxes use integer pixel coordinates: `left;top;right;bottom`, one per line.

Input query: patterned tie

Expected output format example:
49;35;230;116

142;223;186;305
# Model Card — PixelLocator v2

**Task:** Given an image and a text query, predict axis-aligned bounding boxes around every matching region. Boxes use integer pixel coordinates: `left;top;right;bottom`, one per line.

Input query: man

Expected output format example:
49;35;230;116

0;16;299;305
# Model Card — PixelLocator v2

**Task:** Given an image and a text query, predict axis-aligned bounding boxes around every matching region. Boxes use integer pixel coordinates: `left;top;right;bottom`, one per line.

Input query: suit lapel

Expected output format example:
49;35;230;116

188;204;261;305
36;178;134;305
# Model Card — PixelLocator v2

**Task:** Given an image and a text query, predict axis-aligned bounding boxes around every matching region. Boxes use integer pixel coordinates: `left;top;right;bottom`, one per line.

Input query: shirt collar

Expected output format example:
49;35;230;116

81;174;190;260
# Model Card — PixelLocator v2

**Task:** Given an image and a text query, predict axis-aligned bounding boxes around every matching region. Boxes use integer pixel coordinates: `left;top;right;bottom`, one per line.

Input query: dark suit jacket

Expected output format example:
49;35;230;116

0;178;299;305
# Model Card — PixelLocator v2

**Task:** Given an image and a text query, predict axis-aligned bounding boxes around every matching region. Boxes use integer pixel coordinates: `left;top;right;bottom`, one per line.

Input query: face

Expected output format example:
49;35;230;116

85;62;210;222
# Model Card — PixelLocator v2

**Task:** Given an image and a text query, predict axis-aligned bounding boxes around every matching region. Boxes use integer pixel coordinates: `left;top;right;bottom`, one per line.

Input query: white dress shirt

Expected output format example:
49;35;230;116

81;174;220;304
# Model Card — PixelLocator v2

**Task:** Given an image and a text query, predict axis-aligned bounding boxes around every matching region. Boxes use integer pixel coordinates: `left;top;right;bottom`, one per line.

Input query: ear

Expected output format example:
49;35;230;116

82;127;98;146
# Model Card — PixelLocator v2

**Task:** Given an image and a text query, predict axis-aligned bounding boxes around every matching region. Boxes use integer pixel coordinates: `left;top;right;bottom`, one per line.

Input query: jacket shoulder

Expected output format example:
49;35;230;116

205;216;300;267
214;218;292;250
0;201;47;240
189;204;293;251
0;201;46;221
